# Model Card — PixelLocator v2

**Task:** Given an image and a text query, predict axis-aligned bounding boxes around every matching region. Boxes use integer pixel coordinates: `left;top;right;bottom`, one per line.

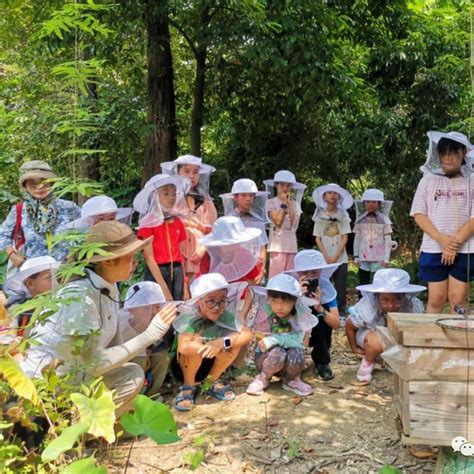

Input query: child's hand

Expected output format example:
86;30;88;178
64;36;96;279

437;233;461;251
197;340;221;358
382;261;389;268
155;303;178;326
258;339;269;352
326;255;337;264
303;335;310;346
441;250;457;266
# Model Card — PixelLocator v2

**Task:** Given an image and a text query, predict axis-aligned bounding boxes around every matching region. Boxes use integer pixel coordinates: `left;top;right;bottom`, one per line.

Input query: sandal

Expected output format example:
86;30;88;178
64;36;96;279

173;385;197;412
206;380;236;401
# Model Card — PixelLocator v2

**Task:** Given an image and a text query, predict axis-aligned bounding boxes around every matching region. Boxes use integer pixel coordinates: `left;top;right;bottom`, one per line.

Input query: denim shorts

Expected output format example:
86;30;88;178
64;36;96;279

419;252;474;283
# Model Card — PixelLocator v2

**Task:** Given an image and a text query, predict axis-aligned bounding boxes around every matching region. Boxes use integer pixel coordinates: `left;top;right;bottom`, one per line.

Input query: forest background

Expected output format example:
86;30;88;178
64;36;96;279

1;0;472;277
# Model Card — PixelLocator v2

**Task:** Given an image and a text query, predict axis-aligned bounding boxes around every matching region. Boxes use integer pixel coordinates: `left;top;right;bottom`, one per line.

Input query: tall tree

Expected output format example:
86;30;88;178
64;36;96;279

143;0;177;184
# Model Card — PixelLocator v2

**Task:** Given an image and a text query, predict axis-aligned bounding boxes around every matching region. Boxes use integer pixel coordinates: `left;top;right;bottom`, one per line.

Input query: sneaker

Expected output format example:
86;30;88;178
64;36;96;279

315;364;335;381
357;357;374;382
246;374;269;396
282;377;313;396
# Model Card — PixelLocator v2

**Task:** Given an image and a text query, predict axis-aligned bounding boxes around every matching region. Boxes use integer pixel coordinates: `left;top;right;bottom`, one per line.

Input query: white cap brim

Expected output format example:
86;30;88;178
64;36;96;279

3;262;60;295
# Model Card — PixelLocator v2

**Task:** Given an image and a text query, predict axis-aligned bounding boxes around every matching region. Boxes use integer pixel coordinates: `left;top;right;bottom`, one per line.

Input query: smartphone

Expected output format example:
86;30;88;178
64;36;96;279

306;278;319;295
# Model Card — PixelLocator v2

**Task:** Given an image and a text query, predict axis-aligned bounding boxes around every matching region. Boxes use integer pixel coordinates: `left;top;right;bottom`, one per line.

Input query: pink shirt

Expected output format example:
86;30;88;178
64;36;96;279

267;197;301;253
410;174;474;253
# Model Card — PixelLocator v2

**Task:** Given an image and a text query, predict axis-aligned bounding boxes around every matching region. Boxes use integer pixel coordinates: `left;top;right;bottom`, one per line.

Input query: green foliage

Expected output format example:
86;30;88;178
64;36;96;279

120;394;180;445
379;466;401;474
41;421;89;462
0;358;39;405
184;448;205;470
62;456;107;474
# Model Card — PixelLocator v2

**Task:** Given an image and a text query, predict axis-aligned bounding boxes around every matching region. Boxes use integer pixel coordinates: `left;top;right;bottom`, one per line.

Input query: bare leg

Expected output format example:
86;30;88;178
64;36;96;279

447;275;468;314
426;280;448;313
179;353;203;386
208;349;239;382
363;331;384;364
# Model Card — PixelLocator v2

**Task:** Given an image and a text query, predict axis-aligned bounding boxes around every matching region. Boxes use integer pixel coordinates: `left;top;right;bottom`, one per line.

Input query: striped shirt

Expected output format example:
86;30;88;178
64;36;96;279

410;174;474;253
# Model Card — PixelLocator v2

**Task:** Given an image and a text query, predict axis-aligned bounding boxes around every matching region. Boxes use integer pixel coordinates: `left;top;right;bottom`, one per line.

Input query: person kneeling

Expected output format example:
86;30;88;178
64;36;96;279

172;273;252;411
345;268;425;383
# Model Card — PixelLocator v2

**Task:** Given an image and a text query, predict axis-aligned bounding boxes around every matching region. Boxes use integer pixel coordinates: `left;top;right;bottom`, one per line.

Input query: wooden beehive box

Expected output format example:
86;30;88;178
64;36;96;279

386;313;474;446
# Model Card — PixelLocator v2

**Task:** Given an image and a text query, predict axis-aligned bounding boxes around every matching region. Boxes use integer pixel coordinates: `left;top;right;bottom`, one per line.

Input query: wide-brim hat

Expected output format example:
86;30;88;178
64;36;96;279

312;183;353;210
3;256;60;295
84;221;151;262
251;273;302;298
19;160;57;187
133;174;190;214
427;131;472;149
124;281;166;309
285;249;341;279
186;273;247;306
161;154;216;175
199;216;261;247
263;170;306;191
356;268;426;294
361;188;384;201
220;178;268;198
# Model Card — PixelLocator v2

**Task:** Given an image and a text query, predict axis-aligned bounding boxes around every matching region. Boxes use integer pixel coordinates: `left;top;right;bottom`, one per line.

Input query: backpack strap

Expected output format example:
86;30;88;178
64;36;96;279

12;202;25;249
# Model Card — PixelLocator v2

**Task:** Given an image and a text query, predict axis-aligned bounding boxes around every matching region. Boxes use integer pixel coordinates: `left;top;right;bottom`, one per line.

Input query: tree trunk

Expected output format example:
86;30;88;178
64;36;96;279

143;0;177;185
190;7;210;157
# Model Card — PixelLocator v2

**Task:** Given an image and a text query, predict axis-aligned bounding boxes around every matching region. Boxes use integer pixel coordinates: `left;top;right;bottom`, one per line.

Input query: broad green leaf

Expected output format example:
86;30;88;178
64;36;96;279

41;421;89;462
120;395;180;445
70;385;116;443
62;456;107;474
0;359;39;405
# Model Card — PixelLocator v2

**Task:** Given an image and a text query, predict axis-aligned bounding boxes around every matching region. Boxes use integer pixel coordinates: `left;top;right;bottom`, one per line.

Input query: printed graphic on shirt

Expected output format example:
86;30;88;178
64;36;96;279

434;189;465;201
323;221;340;238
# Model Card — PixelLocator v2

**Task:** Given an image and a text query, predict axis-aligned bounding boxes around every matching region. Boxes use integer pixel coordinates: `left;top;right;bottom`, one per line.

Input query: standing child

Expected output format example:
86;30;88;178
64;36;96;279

286;250;341;381
161;155;217;281
345;268;425;382
246;273;318;396
119;282;170;397
172;273;252;411
264;170;306;278
353;189;394;286
133;174;191;302
220;179;269;283
312;183;353;317
410;131;474;313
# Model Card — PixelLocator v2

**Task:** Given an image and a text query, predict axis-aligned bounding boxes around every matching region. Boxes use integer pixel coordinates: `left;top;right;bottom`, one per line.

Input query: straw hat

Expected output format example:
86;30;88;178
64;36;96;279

19;160;57;187
160;154;215;175
199;216;261;247
85;221;151;262
356;268;426;294
312;183;353;210
3;256;60;295
124;281;166;309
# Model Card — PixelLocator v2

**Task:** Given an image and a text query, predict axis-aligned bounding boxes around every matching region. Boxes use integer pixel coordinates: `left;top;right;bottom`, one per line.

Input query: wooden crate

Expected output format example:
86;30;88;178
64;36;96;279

387;314;474;447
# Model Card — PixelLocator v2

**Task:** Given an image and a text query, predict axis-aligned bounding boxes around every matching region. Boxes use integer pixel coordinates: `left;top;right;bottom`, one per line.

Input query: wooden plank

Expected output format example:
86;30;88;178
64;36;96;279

434;446;474;473
409;381;474;443
395;374;410;435
388;313;474;349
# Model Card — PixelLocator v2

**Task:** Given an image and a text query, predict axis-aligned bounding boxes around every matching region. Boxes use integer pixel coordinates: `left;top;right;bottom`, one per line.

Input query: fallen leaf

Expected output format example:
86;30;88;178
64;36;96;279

351;380;371;387
291;396;303;405
408;446;434;459
354;391;369;397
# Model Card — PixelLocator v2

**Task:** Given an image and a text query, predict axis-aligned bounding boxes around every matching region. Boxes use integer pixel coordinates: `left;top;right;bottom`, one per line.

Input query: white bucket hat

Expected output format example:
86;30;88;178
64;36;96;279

356;268;426;294
355;188;393;224
124;281;166;309
3;256;60;296
263;170;306;191
185;272;247;306
67;195;133;229
160;154;216;175
199;216;261;247
285;249;341;279
421;131;472;177
312;183;354;211
361;189;384;201
230;178;267;195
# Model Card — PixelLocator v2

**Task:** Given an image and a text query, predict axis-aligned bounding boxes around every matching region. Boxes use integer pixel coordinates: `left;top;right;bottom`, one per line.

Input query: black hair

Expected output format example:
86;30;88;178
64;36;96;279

176;164;183;171
267;289;297;302
437;138;467;155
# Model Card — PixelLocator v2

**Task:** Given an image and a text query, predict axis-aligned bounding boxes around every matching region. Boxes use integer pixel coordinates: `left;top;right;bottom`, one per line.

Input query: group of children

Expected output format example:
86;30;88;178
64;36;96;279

0;129;472;411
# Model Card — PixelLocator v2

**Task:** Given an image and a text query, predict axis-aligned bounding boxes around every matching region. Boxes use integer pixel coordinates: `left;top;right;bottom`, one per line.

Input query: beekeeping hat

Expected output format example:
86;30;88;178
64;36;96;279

312;183;353;211
285;249;341;280
354;189;393;224
199;216;261;247
123;281;166;309
263;170;306;207
356;268;426;295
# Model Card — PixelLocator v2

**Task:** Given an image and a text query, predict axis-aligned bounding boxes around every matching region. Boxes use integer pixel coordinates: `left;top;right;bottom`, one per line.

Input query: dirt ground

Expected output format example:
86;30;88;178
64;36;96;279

104;329;438;474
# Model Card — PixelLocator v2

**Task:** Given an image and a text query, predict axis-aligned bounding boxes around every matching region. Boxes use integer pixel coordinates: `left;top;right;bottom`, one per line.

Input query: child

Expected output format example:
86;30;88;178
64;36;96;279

3;256;60;337
246;273;317;396
161;155;218;280
67;195;133;230
172;273;252;411
133;174;191;302
220;179;269;283
286;250;341;381
312;183;353;317
411;131;474;313
345;268;425;382
199;216;262;284
119;282;170;397
353;189;394;286
264;170;306;278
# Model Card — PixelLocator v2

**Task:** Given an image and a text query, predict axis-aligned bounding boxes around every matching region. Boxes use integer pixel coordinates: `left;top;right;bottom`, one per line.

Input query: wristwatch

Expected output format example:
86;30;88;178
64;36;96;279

280;203;288;210
223;337;232;349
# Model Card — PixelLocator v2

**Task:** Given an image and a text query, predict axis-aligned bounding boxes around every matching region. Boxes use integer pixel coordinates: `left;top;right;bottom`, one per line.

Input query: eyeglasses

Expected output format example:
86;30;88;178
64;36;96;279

203;298;228;309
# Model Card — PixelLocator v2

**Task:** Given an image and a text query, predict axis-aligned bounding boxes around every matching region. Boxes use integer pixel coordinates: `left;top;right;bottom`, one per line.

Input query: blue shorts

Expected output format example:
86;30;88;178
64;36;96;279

419;252;474;283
